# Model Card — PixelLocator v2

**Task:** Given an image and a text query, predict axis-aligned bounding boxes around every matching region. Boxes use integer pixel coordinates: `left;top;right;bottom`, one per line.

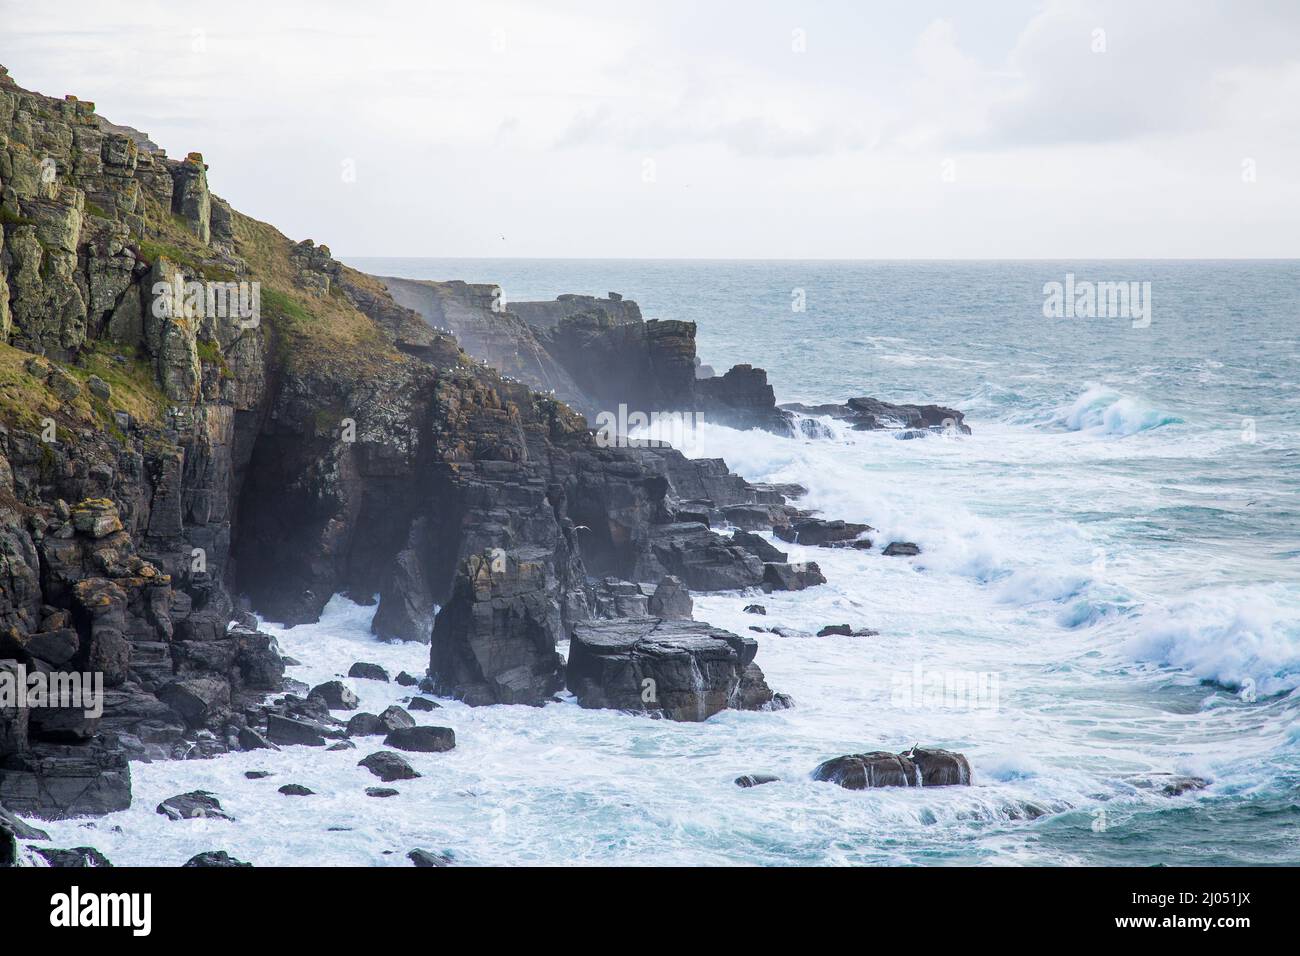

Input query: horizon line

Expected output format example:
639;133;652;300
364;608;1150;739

341;255;1300;263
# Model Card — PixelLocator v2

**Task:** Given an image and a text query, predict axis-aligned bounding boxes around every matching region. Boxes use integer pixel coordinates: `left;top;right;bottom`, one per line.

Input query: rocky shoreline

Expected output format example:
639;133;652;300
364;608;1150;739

0;66;975;865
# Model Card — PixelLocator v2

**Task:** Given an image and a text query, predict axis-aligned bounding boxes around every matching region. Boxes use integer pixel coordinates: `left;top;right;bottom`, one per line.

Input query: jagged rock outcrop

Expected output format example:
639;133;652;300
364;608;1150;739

380;275;795;435
509;292;643;330
696;364;794;435
812;747;972;789
781;397;971;435
566;617;780;720
429;548;567;706
0;63;967;827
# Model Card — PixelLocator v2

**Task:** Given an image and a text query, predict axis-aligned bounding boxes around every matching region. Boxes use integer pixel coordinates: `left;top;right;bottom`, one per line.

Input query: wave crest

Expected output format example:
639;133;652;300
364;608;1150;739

1053;385;1181;436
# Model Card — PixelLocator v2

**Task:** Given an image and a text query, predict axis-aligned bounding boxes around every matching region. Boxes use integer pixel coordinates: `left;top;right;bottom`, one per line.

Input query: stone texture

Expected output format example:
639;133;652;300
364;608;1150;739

812;748;972;789
566;617;778;721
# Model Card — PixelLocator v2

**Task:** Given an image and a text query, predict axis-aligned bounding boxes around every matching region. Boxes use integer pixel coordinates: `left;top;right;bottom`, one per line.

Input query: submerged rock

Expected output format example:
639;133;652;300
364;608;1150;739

430;548;566;707
156;790;232;820
735;773;779;788
815;624;877;637
408;848;454;867
812;747;971;789
366;787;399;798
774;518;870;548
348;662;390;682
882;541;921;557
309;680;359;711
383;725;456;753
358;751;420;782
1129;773;1211;797
277;784;314;796
780;397;971;435
184;850;252;867
31;845;113;867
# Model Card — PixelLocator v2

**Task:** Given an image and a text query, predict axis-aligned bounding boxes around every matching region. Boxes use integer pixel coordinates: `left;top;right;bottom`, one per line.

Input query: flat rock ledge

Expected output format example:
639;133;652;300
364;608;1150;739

566;617;782;721
813;748;972;789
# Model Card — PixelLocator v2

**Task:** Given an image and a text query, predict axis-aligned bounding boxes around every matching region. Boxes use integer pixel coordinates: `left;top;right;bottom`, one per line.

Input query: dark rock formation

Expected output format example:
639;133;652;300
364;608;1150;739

775;518;871;548
430;548;567;706
408;848;454;867
359;750;420;782
882;542;921;557
812;747;972;789
366;787;399;798
696;365;794;435
762;562;826;591
566;617;780;720
382;277;797;435
347;662;389;682
730;532;788;564
781;397;971;435
156;790;231;820
32;845;112;867
310;680;359;711
735;773;779;788
383;725;455;753
0;64;970;819
265;714;327;748
277;783;313;796
645;575;692;620
184;850;251;867
1128;773;1211;797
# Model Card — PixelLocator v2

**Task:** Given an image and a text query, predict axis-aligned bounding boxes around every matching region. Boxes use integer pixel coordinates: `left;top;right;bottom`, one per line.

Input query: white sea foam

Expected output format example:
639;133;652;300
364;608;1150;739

1128;584;1300;696
1052;385;1182;437
21;410;1300;866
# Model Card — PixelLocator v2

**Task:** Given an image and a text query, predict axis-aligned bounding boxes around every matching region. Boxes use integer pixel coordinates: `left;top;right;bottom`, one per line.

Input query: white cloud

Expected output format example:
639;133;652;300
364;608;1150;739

0;0;1296;257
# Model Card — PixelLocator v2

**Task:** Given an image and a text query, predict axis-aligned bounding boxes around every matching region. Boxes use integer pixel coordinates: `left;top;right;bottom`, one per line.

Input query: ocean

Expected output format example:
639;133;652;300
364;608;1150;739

33;259;1300;866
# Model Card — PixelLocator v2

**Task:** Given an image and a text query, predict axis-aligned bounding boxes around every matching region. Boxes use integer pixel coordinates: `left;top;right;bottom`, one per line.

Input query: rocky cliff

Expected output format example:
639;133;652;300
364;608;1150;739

378;275;793;432
0;66;810;820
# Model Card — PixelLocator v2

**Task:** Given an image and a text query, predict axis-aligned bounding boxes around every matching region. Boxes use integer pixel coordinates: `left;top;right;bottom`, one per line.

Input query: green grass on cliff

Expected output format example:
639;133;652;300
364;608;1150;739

0;341;167;447
230;213;398;376
70;342;168;426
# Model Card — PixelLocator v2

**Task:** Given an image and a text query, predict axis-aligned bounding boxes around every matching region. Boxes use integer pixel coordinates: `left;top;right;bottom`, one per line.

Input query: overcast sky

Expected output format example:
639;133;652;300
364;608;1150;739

3;0;1297;258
